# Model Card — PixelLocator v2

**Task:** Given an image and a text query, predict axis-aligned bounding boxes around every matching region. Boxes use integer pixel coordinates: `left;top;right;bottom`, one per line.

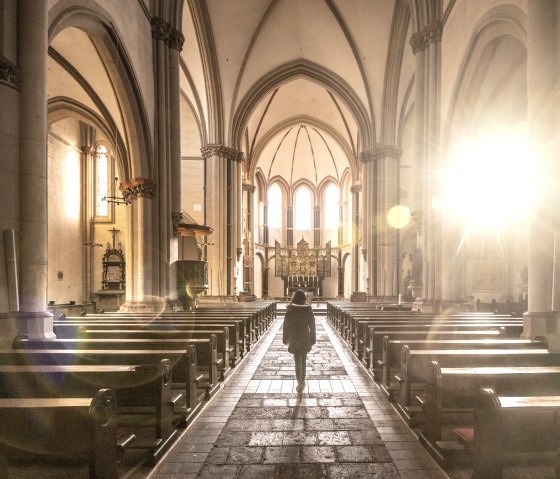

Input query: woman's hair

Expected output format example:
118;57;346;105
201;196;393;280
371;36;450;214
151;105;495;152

291;289;308;305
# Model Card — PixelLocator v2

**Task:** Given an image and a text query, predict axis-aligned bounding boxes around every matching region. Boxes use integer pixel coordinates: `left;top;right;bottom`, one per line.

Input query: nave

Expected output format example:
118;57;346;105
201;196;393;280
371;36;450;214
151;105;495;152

150;306;447;479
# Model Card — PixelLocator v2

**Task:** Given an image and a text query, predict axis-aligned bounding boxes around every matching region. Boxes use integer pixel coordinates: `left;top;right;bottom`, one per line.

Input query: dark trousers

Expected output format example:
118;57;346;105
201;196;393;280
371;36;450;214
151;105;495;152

294;351;308;383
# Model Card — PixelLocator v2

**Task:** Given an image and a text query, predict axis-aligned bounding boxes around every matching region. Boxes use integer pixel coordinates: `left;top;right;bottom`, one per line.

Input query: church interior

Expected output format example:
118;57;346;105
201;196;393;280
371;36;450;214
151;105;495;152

2;0;560;478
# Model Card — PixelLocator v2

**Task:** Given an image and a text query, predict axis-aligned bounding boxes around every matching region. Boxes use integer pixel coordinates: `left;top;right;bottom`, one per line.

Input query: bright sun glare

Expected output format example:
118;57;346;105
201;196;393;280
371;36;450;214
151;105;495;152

443;130;539;230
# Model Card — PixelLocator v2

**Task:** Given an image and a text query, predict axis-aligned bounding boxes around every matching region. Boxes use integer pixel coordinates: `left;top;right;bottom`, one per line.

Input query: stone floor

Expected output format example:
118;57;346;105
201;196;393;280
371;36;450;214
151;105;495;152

149;311;448;479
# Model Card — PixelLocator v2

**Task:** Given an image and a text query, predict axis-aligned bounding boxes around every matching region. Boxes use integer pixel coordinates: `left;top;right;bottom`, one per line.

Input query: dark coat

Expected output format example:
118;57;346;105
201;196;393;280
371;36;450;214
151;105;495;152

283;303;316;354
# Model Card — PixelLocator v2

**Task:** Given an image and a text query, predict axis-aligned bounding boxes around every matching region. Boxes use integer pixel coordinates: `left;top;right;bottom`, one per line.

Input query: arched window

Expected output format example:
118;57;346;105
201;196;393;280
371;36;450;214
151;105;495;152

267;183;281;229
295;186;312;230
324;183;339;229
95;144;109;218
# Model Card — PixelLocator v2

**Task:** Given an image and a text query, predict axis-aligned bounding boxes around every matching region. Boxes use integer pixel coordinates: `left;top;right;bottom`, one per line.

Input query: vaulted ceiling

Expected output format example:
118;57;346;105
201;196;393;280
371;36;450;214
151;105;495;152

180;0;415;188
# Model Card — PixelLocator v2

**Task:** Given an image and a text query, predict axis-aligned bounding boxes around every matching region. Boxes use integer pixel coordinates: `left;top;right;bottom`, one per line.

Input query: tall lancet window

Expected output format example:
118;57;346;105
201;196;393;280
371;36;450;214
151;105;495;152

95;144;109;218
267;183;282;229
295;186;312;230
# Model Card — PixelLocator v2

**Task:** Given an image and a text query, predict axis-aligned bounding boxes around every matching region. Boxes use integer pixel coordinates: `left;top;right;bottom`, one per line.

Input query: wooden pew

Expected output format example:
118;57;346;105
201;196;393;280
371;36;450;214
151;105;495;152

356;317;522;356
379;337;546;399
364;326;506;370
421;363;560;464
71;307;266;344
396;347;560;424
57;317;249;356
0;389;120;478
13;336;217;414
0;361;175;465
454;389;560;479
3;343;218;422
348;312;517;348
78;328;232;378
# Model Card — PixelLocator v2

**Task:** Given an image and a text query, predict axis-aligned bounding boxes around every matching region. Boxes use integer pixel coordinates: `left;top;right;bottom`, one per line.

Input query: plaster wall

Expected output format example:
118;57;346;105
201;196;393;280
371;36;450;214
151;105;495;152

181;158;205;225
47;124;83;304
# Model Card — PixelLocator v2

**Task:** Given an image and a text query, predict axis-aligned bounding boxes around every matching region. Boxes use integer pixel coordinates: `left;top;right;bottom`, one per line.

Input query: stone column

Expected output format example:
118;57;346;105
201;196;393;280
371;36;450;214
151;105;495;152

169;27;185;302
16;1;54;338
359;150;378;296
119;178;156;310
202;145;243;297
350;183;361;292
523;1;560;347
374;145;401;297
409;20;442;308
242;181;255;293
151;17;185;303
79;122;96;302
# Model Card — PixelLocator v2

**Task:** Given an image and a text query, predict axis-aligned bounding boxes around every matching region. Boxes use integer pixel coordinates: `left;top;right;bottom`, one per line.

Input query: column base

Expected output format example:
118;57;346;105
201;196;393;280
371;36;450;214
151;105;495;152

14;311;56;340
522;311;560;351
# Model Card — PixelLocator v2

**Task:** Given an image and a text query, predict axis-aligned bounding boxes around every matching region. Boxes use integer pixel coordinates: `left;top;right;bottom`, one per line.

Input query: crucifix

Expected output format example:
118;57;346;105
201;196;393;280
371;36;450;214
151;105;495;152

108;228;120;249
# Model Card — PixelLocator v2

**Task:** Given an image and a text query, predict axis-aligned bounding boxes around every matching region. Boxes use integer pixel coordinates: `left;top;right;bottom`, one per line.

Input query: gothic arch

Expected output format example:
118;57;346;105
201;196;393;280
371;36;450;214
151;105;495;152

48;1;153;180
231;60;373;152
443;5;527;149
249;115;358;184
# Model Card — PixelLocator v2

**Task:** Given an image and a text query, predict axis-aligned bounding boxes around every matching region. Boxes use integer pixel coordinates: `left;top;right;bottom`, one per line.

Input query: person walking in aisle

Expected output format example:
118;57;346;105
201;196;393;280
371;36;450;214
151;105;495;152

283;289;316;393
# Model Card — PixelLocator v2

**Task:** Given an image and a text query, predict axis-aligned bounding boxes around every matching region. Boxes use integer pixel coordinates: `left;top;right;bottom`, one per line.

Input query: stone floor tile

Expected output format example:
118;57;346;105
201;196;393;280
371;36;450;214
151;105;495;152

226;446;265;464
237;464;278;479
316;431;352;445
196;464;239;479
300;445;337;463
327;462;401;479
276;463;328;479
248;431;284;446
335;445;373;462
263;445;300;463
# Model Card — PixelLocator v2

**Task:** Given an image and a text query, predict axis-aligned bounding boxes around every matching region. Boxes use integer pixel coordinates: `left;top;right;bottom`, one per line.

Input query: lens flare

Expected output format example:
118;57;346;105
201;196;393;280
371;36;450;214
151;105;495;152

387;205;411;229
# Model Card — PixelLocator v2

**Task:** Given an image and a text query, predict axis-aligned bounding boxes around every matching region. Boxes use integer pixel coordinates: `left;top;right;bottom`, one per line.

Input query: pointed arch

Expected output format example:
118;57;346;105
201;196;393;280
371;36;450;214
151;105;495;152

232;60;373;152
48;2;153;179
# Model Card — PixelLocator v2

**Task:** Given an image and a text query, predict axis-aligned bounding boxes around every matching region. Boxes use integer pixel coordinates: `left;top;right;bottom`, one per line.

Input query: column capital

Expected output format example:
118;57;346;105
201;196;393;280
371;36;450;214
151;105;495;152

243;181;256;193
169;28;185;51
151;17;184;51
119;178;156;202
201;144;245;162
0;55;19;89
151;17;170;42
410;21;443;54
359;145;402;163
350;182;362;194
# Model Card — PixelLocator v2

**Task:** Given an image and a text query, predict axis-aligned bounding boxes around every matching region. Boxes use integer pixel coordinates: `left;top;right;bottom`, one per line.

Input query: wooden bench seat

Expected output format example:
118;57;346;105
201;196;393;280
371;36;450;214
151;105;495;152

349;313;517;350
396;347;560;424
420;363;560;464
0;361;175;465
454;388;560;478
2;344;216;424
357;318;521;357
380;337;546;399
78;328;233;377
57;318;249;357
364;326;508;370
0;389;120;478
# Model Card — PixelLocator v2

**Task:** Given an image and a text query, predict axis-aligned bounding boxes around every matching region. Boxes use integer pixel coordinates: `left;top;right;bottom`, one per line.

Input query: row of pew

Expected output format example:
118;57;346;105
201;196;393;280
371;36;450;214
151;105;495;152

327;301;560;478
0;301;276;478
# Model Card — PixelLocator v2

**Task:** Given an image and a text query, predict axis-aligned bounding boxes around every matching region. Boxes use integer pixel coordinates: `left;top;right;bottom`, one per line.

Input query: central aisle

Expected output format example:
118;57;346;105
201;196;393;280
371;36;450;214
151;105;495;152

150;309;447;479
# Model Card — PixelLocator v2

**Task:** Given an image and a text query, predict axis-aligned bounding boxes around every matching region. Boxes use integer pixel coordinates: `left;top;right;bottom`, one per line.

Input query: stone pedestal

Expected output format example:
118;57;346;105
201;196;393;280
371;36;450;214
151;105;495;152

95;290;125;312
